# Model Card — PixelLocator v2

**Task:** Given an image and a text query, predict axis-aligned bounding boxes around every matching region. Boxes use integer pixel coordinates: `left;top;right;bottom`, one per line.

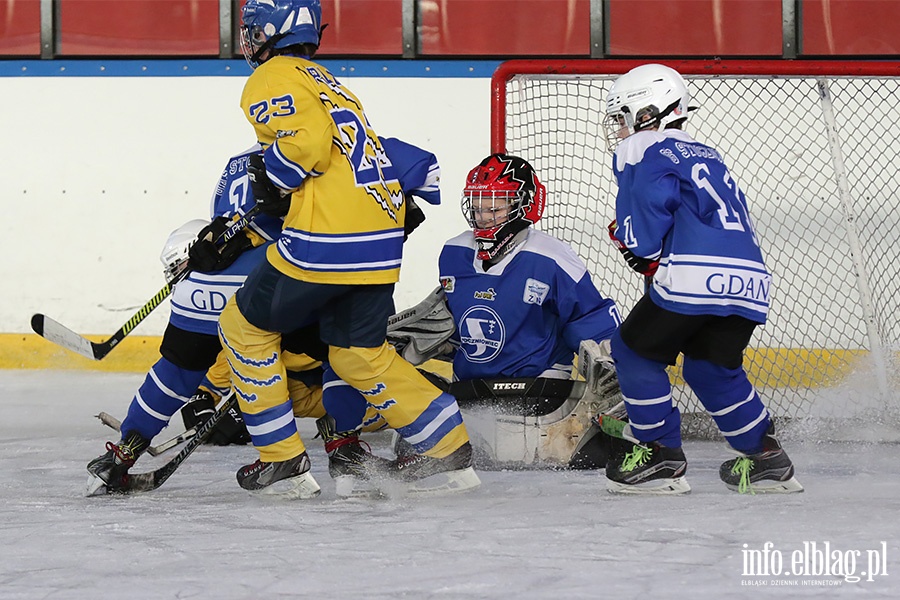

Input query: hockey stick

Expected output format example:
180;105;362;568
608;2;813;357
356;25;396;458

31;206;260;360
95;412;197;457
597;414;628;440
126;393;238;493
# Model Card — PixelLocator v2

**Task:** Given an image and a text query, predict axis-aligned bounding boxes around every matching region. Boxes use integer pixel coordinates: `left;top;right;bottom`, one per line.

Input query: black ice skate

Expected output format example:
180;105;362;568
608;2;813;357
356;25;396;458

387;442;481;497
236;451;321;499
85;431;150;496
390;431;417;459
720;425;803;494
605;441;690;495
315;415;390;498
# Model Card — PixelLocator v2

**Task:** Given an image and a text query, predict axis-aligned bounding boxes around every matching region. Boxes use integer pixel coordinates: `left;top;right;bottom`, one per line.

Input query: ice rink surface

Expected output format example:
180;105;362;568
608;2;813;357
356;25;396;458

1;370;898;599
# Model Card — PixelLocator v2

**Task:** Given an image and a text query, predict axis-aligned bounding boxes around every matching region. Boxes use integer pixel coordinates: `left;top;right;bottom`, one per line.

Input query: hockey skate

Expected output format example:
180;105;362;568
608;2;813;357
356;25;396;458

386;442;481;497
720;425;803;494
236;451;321;500
316;415;390;499
85;431;150;496
390;430;417;459
605;441;691;495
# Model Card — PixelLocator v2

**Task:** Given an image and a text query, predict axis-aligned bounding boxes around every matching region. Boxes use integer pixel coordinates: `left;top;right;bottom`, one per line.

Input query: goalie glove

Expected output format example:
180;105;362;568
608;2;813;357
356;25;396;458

248;153;292;218
608;220;659;277
188;215;254;273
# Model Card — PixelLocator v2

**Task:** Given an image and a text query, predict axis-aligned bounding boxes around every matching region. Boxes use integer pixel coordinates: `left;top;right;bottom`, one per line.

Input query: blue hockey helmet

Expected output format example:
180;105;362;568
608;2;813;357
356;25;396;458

240;0;323;68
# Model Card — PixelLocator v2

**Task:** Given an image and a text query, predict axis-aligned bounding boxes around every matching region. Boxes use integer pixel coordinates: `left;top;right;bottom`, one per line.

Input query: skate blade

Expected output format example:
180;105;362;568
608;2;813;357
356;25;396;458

725;476;804;495
607;476;691;496
402;466;482;498
84;474;109;497
334;475;384;500
251;472;321;500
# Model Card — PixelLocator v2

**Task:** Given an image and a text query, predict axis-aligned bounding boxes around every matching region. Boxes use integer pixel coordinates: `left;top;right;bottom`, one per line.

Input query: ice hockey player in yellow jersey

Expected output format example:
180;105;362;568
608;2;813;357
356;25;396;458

218;0;480;498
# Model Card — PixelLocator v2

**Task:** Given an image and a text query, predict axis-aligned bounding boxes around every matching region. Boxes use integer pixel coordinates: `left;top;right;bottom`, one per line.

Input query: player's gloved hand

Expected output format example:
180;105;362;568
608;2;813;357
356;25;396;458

608;219;659;277
181;391;251;446
403;196;426;241
248;153;292;218
188;216;253;273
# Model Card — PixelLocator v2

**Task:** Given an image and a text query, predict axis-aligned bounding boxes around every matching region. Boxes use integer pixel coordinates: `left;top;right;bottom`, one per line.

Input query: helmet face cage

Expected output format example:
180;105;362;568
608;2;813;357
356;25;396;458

240;0;323;68
460;154;546;261
603;64;692;152
462;190;528;232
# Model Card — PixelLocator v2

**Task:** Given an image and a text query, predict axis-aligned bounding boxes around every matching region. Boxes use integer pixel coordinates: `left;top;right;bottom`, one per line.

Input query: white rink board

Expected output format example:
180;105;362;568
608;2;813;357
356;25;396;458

0;75;487;335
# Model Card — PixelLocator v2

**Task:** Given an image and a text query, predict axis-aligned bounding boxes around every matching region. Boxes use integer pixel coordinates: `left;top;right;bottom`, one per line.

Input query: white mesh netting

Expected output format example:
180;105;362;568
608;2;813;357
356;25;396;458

498;61;900;440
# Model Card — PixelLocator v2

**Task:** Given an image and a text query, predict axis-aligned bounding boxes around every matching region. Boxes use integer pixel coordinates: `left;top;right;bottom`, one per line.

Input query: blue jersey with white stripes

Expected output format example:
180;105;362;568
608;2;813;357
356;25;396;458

379;137;441;206
611;129;771;323
209;144;283;240
439;229;620;380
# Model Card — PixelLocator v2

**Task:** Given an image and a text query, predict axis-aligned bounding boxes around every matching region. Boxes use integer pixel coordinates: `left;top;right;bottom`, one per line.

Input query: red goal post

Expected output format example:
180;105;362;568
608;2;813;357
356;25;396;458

491;60;900;440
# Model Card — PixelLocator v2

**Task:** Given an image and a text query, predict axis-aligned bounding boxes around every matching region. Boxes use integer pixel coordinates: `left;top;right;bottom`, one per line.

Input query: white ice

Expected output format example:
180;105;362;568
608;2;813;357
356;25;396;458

1;370;898;599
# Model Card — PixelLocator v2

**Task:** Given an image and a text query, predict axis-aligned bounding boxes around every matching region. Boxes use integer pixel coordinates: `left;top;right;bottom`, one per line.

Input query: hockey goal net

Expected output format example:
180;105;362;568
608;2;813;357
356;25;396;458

492;59;900;441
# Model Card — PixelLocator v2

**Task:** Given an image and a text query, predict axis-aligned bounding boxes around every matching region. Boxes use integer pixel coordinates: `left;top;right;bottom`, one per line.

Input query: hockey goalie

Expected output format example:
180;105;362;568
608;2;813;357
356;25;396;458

388;154;625;469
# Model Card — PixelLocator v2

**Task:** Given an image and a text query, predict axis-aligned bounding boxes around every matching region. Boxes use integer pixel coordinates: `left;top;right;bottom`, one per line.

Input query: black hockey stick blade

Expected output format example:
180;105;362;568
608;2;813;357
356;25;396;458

126;394;238;493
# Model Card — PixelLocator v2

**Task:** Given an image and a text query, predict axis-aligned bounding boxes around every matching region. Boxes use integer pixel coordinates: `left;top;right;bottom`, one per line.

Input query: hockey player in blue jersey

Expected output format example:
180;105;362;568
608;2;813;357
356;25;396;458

602;63;802;495
411;154;623;468
445;154;620;381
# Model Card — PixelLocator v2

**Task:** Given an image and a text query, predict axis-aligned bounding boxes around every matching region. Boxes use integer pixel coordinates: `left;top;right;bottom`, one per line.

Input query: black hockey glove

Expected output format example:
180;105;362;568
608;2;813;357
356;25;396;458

188;216;254;273
248;153;292;218
403;196;426;241
608;220;659;277
181;391;251;446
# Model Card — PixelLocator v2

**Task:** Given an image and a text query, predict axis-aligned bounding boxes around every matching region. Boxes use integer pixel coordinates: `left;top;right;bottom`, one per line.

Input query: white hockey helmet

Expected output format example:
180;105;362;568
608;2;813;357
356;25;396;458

603;63;694;151
159;219;209;280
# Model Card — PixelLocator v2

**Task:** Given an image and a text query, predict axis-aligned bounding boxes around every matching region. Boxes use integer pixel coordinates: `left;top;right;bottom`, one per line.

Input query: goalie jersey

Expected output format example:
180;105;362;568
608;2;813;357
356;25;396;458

439;229;620;380
241;55;408;285
611;129;771;323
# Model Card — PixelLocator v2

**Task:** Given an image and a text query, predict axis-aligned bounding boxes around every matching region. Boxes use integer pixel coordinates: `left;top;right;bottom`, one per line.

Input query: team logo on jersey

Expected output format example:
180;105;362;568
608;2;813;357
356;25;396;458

458;305;505;363
473;288;497;301
660;148;680;164
523;278;550;306
440;276;455;293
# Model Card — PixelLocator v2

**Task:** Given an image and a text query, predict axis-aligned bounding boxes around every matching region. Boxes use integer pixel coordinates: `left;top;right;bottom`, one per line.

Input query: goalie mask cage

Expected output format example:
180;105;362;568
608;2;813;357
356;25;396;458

492;59;900;441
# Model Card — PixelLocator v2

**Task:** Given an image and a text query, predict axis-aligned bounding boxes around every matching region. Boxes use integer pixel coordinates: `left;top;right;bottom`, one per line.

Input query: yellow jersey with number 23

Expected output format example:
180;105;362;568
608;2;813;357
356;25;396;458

241;55;406;285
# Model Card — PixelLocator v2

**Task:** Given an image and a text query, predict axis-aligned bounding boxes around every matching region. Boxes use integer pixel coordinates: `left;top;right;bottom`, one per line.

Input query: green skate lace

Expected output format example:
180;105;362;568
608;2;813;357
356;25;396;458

621;445;652;472
731;457;755;494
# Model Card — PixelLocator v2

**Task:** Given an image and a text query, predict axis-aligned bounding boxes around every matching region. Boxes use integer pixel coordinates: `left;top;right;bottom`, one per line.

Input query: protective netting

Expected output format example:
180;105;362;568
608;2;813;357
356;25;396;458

500;66;900;440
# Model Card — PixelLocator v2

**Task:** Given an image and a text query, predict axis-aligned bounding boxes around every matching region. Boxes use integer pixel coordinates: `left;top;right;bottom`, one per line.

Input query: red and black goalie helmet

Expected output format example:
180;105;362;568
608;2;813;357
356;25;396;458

460;153;546;261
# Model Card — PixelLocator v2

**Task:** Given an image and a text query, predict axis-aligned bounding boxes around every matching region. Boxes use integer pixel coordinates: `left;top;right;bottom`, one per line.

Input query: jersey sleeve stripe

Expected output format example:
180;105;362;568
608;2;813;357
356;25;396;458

266;141;310;190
